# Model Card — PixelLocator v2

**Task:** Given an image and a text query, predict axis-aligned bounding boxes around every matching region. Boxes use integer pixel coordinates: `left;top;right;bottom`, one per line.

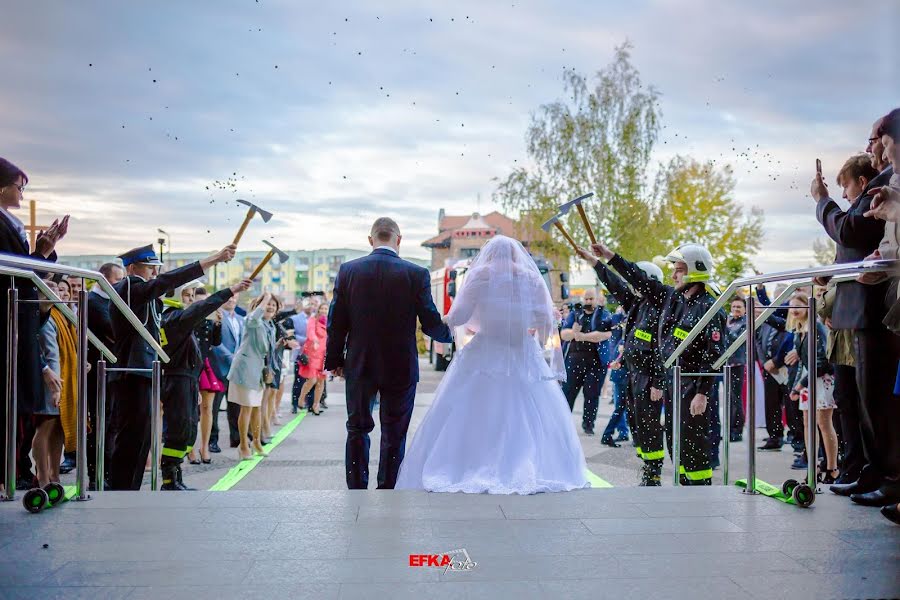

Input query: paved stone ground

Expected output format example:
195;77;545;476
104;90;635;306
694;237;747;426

3;359;896;597
175;359;807;491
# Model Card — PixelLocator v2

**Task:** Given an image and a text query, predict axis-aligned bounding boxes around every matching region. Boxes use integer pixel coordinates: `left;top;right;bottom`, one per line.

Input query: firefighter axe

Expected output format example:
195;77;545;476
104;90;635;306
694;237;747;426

540;213;579;252
557;192;597;244
233;199;274;246
249;240;289;280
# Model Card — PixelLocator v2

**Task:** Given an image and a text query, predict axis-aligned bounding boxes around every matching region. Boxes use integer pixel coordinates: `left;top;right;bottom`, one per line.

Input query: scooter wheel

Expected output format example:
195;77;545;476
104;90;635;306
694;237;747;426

792;483;816;508
23;488;49;513
44;482;65;506
781;479;799;497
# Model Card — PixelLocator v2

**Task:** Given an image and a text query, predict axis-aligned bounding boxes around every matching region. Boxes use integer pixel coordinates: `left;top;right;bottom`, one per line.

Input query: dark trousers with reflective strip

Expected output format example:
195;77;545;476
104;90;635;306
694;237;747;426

626;370;664;470
161;376;199;466
563;352;606;430
664;375;712;485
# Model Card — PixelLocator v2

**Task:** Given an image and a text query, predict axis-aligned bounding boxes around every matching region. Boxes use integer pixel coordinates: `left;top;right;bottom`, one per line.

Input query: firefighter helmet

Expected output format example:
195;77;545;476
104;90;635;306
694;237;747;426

636;261;664;282
664;243;714;284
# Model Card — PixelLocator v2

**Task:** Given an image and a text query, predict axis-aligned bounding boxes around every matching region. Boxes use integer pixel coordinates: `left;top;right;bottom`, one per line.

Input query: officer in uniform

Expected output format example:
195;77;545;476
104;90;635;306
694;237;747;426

581;242;726;485
579;250;667;485
560;289;613;437
159;278;252;490
106;243;236;490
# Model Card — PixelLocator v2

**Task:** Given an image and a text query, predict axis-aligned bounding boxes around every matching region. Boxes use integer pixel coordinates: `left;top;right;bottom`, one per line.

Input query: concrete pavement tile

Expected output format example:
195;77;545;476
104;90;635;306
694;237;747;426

434;553;623;582
615;550;810;579
669;531;859;558
431;518;589;538
41;559;251;587
199;490;359;508
127;584;341;600
581;516;743;535
632;500;789;518
243;558;442;584
0;587;135;600
357;503;505;521
499;500;648;520
794;550;900;574
833;527;900;551
73;491;212;508
0;558;69;585
729;572;900;600
724;513;885;532
541;576;755;600
338;581;545;600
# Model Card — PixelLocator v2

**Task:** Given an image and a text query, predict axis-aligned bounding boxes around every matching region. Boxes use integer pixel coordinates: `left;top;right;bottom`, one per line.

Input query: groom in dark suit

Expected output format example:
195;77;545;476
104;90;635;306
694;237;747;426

326;217;452;489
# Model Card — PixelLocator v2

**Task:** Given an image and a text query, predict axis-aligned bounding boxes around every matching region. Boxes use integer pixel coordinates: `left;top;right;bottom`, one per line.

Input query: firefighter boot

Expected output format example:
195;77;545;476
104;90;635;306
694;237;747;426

640;460;662;487
161;463;181;491
175;465;196;491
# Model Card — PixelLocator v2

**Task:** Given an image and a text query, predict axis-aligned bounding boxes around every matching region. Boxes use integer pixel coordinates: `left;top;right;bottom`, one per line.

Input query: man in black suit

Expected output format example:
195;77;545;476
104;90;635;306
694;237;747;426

813;114;899;506
85;262;125;488
326;217;452;489
0;157;68;492
106;243;236;490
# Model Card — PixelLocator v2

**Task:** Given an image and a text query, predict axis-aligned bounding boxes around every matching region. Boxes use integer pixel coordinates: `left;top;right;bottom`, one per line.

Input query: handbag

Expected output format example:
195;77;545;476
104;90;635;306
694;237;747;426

298;353;310;367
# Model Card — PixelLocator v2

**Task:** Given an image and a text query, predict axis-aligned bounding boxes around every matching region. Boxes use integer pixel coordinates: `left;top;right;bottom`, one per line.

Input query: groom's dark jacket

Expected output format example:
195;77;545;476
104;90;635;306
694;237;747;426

325;247;452;386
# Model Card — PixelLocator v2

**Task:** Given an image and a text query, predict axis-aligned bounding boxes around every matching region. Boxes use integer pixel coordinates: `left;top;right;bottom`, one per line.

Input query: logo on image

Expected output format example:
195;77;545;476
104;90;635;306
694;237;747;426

408;548;477;573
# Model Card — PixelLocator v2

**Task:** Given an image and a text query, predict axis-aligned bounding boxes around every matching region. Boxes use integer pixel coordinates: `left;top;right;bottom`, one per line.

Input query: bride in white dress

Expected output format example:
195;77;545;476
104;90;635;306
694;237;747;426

395;235;590;494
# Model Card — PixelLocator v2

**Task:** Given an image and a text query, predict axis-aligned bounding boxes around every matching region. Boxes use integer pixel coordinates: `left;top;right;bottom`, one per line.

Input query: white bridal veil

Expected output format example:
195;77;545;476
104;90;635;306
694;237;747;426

444;235;566;382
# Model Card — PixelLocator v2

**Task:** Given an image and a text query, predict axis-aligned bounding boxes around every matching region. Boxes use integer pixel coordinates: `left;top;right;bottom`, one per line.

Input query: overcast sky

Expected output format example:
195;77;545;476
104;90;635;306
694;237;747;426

2;0;898;273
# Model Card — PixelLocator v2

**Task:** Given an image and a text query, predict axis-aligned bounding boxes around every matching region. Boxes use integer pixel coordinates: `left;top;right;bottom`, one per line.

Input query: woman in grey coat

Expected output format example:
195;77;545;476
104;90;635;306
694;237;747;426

227;291;280;460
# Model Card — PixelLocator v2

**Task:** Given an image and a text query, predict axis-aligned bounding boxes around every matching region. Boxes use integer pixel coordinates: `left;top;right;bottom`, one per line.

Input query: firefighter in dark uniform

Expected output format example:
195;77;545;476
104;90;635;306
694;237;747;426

582;251;668;486
579;242;726;485
560;289;614;436
159;278;252;490
106;243;236;490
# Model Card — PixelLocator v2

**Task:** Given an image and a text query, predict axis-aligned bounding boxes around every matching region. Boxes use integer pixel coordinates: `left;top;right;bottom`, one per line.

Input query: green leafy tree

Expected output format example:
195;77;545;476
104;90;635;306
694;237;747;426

652;156;764;283
494;42;661;264
811;236;837;266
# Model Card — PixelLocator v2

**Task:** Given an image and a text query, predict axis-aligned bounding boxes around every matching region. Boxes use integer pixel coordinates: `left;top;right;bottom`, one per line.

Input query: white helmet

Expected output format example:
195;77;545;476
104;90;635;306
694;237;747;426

665;243;714;284
636;261;664;282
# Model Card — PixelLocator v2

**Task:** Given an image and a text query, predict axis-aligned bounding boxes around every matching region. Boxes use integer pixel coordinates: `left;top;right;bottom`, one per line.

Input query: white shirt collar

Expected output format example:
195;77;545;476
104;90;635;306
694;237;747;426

373;245;398;255
90;283;110;299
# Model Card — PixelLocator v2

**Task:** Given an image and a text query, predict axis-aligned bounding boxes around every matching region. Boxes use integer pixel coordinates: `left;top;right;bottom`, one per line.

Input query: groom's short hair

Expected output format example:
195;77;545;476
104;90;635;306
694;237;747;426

371;217;401;242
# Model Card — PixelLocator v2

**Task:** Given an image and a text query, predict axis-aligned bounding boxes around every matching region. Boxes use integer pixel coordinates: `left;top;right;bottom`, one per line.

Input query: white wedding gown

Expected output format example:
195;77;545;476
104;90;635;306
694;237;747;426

395;237;590;495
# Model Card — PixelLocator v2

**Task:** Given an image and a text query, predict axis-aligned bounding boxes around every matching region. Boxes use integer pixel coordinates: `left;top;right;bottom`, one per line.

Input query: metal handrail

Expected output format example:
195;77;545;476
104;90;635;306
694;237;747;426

663;258;899;368
0;265;116;362
0;253;170;362
710;275;856;370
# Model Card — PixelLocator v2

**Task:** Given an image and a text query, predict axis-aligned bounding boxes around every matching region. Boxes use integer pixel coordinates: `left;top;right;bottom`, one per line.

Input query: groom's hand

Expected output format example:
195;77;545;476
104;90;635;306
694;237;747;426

331;367;344;378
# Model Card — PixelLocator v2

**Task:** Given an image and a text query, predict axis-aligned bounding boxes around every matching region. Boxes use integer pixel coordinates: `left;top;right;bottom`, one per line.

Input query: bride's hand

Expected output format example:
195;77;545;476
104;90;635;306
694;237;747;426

441;314;450;324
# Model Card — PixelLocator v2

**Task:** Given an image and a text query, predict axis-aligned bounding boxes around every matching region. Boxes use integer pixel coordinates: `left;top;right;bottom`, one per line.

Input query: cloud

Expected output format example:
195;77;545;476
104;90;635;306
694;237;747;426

1;0;898;274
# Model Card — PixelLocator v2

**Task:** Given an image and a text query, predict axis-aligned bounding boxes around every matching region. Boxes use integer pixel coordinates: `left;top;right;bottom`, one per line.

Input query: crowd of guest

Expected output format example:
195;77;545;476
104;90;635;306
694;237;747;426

1;106;899;525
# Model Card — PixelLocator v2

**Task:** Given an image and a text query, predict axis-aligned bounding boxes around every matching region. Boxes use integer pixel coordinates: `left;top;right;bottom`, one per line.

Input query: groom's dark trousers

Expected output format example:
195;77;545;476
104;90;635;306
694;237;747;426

345;378;417;489
325;246;452;490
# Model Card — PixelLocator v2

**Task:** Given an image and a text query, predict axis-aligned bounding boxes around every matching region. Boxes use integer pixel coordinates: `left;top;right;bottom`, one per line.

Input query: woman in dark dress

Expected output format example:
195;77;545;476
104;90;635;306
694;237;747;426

0;157;68;493
192;287;224;463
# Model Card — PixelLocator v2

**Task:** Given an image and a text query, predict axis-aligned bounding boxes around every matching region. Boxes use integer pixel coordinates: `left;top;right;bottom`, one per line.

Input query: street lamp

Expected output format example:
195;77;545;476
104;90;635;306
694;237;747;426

157;228;170;267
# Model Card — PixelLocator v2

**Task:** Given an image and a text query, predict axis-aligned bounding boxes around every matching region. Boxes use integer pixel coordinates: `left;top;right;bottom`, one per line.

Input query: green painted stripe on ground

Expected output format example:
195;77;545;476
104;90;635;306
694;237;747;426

63;485;78;500
209;410;307;491
585;468;613;488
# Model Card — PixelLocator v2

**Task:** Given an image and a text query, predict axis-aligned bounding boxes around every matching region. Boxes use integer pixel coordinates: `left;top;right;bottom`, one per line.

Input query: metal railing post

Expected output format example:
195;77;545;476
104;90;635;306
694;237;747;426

722;364;732;486
744;294;759;494
150;361;162;491
75;290;90;501
672;363;682;487
807;294;818;491
96;359;106;492
4;286;18;501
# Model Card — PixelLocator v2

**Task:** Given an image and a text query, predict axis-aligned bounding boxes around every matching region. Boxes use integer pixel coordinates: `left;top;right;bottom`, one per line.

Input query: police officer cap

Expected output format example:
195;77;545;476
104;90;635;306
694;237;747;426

118;244;163;267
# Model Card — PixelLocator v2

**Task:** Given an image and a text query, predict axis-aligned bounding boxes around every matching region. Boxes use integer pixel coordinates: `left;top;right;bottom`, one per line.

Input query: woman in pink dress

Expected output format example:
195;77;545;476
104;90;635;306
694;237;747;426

296;303;329;415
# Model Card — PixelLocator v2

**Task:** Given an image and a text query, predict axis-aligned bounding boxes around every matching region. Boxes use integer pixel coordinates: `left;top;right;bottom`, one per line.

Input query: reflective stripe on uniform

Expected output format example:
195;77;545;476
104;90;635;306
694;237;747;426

634;329;653;342
162;446;187;458
160;328;168;347
673;328;689;340
678;465;713;481
640;448;665;461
